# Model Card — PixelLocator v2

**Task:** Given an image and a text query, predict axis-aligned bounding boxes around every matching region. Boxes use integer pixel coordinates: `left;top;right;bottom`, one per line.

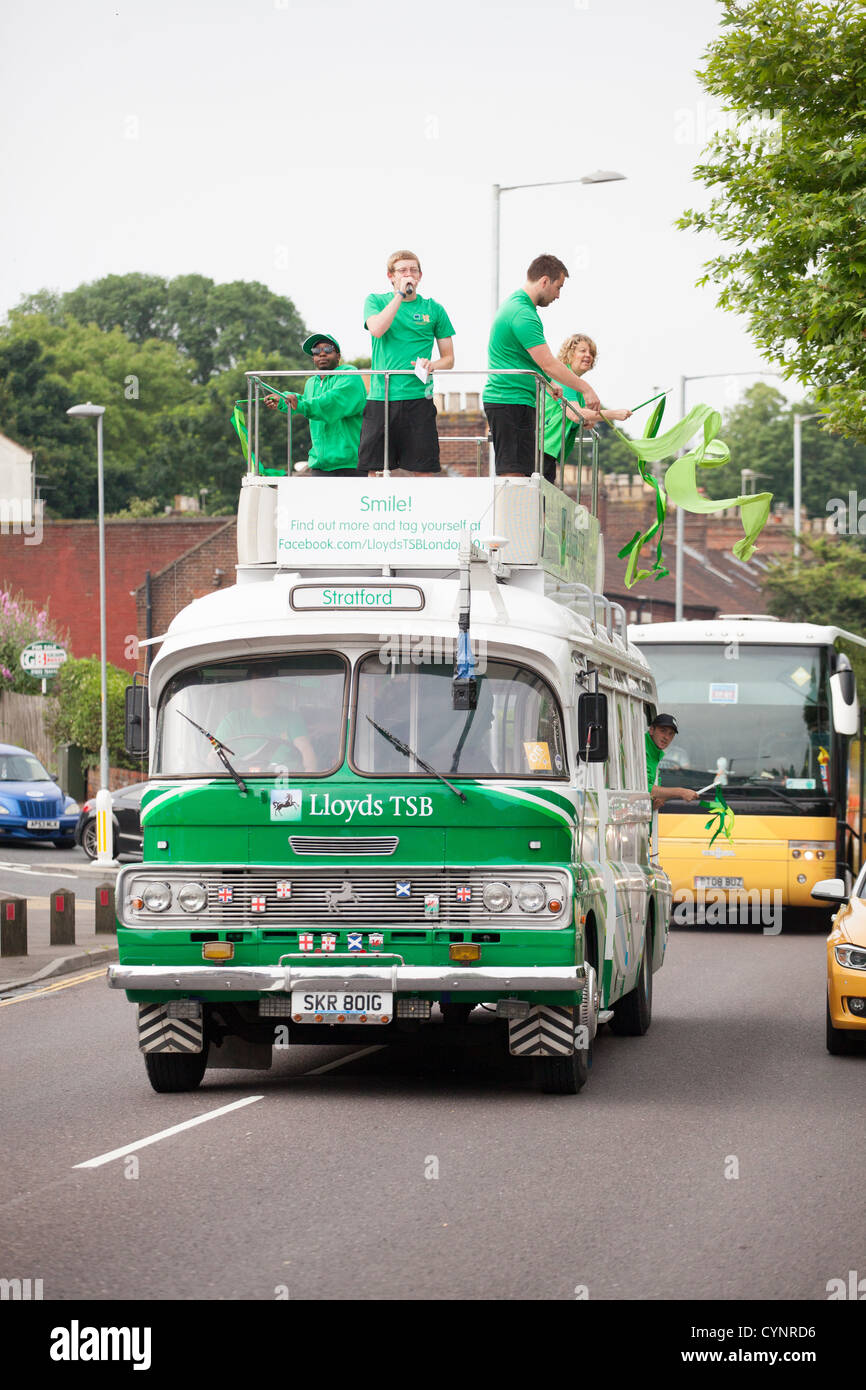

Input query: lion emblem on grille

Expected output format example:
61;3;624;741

325;880;361;914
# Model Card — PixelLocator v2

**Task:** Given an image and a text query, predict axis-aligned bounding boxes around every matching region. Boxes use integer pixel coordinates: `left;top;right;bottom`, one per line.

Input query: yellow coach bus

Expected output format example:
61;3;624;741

630;617;866;923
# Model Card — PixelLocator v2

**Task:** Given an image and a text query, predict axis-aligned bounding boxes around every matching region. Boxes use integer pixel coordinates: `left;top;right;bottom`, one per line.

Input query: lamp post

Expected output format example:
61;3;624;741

674;370;782;620
492;170;626;316
792;412;823;559
66;402;117;868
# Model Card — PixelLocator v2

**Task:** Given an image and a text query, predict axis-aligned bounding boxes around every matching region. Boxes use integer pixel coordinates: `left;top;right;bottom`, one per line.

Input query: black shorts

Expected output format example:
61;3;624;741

541;453;561;484
357;398;441;474
484;403;539;477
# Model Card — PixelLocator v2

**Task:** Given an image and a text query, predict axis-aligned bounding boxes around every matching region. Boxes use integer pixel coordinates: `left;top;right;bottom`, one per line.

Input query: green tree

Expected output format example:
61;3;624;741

762;535;866;687
0;591;69;696
678;0;866;443
701;382;866;512
46;657;136;770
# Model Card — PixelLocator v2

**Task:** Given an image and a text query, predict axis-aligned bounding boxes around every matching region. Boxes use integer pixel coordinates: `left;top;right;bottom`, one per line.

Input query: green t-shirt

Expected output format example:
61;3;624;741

363;293;455;401
543;384;585;461
645;730;664;792
483;290;548;406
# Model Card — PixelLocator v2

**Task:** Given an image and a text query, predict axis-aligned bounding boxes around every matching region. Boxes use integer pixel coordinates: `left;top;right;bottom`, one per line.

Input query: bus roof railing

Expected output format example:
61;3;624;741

242;367;600;511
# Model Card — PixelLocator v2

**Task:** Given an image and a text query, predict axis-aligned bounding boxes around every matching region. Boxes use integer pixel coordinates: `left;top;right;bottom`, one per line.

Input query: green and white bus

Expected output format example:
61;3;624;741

109;369;671;1095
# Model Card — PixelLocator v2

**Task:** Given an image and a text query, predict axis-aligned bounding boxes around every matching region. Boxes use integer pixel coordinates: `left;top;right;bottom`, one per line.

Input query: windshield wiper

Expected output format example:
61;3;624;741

366;716;467;803
178;712;248;796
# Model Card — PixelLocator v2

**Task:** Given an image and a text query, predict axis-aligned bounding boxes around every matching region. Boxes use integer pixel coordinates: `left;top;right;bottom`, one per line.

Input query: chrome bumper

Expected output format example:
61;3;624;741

107;962;585;994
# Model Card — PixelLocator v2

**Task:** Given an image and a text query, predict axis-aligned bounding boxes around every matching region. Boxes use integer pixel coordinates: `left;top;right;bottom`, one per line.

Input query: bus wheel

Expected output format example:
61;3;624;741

609;931;653;1036
826;1000;856;1056
535;1032;591;1095
144;1046;209;1093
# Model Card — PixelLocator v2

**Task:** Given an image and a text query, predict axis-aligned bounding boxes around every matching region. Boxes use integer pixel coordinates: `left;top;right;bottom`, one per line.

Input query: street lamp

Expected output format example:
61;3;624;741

793;412;823;559
492;170;626;315
66;402;117;868
674;370;782;620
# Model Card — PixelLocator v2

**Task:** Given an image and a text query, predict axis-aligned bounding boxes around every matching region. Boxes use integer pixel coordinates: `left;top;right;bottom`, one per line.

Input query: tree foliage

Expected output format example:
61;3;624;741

762;534;866;688
702;381;866;512
0;275;310;517
45;656;136;770
679;0;866;442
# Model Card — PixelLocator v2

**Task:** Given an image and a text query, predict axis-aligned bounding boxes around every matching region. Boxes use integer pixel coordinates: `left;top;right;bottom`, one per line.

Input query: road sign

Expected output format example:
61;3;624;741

20;641;67;676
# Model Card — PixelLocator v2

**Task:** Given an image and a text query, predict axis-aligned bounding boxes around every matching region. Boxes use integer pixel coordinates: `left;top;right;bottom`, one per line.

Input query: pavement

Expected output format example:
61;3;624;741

0;862;122;993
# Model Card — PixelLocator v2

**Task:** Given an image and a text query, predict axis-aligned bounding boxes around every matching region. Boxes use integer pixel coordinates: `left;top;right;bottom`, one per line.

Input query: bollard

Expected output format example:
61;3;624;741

50;889;76;947
0;897;28;957
95;882;116;935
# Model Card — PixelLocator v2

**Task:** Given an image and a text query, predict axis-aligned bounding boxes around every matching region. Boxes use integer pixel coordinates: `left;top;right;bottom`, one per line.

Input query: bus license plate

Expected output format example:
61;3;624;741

27;819;60;830
694;876;744;890
291;989;392;1024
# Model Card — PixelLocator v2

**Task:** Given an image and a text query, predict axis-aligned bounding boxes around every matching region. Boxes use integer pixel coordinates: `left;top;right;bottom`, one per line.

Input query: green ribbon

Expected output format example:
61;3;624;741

614;402;773;587
231;393;290;476
699;789;735;847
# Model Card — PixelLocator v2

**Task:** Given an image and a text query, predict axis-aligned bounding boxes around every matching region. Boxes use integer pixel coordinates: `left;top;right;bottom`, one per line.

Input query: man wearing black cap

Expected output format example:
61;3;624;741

265;334;366;475
646;714;699;810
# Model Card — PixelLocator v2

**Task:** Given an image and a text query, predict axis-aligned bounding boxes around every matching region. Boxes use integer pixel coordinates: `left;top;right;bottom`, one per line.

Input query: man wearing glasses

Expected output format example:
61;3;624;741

358;250;455;476
266;333;366;475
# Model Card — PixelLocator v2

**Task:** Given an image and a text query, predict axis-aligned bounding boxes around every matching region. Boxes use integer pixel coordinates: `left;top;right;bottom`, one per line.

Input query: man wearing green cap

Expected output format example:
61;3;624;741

266;334;366;475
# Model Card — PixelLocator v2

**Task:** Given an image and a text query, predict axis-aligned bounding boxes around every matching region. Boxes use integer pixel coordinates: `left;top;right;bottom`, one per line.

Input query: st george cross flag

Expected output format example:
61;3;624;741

299;932;314;951
251;896;266;913
276;881;292;898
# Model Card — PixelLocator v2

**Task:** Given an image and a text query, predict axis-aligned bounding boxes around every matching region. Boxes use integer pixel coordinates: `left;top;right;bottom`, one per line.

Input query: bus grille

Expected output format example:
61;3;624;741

288;836;399;856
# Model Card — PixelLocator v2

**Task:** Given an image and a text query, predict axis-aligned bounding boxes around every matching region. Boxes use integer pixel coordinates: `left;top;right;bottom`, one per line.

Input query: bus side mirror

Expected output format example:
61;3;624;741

577;691;608;763
125;684;149;758
830;663;858;736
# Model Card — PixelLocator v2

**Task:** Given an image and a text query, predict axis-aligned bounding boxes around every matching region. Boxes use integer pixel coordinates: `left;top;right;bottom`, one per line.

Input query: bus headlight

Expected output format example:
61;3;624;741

178;881;208;913
515;882;546;913
789;840;834;861
483;881;513;913
141;881;172;913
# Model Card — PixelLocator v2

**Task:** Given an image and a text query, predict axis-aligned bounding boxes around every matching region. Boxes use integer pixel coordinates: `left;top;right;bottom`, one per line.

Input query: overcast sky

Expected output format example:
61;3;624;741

1;0;797;421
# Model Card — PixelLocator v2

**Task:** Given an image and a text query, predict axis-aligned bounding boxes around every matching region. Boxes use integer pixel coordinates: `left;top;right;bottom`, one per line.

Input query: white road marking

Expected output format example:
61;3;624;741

305;1046;386;1075
73;1095;264;1168
0;863;79;878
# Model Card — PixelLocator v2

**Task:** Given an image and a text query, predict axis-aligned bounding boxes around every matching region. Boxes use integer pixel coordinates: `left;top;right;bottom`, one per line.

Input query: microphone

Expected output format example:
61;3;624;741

403;280;415;296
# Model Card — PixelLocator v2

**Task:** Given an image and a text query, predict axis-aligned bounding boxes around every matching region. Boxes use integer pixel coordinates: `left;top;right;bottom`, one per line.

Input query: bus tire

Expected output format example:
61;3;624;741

535;1040;590;1095
826;1000;856;1056
609;929;653;1037
144;1045;209;1093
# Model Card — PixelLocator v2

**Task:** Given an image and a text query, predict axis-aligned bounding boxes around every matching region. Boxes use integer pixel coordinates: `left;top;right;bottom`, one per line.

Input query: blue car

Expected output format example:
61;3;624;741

0;744;80;847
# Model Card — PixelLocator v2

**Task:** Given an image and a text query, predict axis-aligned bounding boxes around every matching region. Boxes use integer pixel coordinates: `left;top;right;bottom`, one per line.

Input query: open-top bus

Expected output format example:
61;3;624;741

630;617;865;923
108;368;671;1094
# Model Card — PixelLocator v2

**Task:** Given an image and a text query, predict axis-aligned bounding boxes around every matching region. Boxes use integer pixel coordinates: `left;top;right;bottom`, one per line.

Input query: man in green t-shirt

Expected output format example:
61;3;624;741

358;249;455;476
265;333;366;474
646;713;698;810
484;253;601;478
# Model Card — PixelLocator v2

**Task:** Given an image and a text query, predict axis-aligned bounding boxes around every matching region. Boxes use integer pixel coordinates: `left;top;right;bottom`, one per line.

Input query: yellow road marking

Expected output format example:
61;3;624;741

0;967;106;1006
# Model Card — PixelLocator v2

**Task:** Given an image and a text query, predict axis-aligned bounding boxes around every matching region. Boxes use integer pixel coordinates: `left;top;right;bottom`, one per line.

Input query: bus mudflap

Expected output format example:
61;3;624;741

138;1002;204;1054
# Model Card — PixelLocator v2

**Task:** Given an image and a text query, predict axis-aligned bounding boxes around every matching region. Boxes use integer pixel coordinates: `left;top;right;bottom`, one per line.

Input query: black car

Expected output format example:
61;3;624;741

75;782;150;860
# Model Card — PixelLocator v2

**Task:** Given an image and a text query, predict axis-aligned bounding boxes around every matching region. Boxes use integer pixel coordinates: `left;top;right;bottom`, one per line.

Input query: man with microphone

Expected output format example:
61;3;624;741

358;250;455;476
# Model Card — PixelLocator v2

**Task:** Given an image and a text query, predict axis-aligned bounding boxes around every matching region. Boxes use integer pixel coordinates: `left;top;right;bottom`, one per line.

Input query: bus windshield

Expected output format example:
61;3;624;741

647;643;832;795
155;654;347;776
353;656;567;778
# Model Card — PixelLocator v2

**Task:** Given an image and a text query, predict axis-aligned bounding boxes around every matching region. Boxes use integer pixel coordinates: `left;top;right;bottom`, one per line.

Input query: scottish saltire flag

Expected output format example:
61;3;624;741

347;933;364;952
396;881;411;898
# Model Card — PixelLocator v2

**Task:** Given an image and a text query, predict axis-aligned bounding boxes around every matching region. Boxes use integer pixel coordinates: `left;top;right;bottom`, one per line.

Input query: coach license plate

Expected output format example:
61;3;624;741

27;819;60;830
291;989;392;1023
694;876;744;890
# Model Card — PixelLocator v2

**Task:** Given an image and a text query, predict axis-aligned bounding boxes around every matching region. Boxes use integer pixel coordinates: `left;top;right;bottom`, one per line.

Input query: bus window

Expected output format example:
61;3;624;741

353;657;567;778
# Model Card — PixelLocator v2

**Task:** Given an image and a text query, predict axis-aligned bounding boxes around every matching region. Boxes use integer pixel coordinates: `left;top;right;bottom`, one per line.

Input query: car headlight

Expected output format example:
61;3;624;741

64;799;80;814
177;881;207;913
0;804;9;815
515;881;546;913
835;944;866;971
141;881;172;913
482;881;513;913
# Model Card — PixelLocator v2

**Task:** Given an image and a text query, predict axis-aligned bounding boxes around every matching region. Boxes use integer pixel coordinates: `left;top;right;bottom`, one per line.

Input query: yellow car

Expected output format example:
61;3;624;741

813;875;866;1054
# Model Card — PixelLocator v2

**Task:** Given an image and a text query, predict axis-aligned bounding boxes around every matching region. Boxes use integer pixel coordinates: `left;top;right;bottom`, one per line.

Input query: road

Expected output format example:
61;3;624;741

1;912;862;1302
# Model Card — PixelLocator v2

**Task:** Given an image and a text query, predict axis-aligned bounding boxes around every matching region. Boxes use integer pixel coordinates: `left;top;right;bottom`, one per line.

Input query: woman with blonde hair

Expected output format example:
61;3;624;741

542;334;631;483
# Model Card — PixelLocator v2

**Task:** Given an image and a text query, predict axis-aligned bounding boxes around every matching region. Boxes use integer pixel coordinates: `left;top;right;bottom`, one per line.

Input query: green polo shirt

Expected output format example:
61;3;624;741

543;384;585;461
646;730;665;792
363;293;455;401
483;290;549;406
